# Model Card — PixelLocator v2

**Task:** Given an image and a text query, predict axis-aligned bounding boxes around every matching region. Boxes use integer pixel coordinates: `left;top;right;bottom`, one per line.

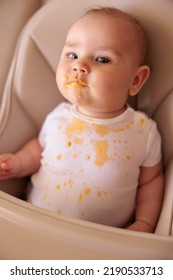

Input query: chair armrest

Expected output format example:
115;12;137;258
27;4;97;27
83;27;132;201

155;159;173;235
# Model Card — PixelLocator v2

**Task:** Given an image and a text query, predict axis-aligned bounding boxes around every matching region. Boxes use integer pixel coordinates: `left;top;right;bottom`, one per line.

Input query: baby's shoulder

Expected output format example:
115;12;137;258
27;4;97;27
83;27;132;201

132;109;156;128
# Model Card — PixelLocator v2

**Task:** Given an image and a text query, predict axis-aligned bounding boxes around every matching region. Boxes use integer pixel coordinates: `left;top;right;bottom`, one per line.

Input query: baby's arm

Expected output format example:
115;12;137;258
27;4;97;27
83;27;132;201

128;160;164;233
0;138;42;180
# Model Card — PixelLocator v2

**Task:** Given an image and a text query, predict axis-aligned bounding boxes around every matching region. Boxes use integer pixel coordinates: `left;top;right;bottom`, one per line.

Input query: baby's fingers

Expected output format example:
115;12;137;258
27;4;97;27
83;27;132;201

0;162;10;179
1;162;9;171
0;154;14;179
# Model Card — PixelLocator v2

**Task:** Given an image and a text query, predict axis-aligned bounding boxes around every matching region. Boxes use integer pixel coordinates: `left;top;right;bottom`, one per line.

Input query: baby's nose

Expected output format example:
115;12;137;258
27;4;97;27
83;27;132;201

72;61;89;74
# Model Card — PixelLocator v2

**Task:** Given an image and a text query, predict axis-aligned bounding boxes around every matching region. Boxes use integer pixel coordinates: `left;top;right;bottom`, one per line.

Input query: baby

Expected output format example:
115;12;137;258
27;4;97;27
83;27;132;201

0;7;164;232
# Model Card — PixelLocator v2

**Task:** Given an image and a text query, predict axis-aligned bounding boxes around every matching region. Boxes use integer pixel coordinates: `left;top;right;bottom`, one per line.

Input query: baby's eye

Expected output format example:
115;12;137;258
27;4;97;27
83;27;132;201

67;53;78;59
96;57;110;64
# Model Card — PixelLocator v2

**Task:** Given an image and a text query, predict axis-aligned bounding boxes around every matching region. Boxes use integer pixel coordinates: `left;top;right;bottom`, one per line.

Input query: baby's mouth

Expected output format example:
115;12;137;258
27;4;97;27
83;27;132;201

64;75;88;88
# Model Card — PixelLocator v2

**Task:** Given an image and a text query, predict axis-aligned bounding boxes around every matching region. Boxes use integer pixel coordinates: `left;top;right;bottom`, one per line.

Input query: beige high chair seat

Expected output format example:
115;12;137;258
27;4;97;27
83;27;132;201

0;0;173;259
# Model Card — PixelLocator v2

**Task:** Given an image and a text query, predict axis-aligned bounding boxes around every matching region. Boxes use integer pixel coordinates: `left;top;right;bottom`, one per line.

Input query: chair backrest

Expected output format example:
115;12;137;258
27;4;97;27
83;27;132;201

0;0;173;196
0;0;43;104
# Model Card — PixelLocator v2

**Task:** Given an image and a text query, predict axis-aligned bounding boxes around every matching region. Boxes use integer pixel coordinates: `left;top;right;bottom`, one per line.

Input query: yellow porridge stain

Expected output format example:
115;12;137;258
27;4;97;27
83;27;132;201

110;152;117;160
56;154;62;160
84;188;91;195
126;155;131;160
64;75;88;89
94;140;108;167
56;185;60;190
86;117;94;122
114;127;125;133
75;88;83;97
65;118;86;137
86;154;91;160
78;193;83;202
66;82;83;89
97;191;108;197
81;169;84;173
64;75;68;81
63;182;67;187
92;124;109;136
112;120;135;133
74;137;83;145
114;138;122;144
68;179;74;188
140;118;145;126
57;209;62;214
78;188;92;202
66;141;72;147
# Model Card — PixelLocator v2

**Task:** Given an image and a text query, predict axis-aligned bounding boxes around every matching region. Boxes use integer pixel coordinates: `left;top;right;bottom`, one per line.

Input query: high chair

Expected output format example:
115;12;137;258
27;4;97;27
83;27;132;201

0;0;173;259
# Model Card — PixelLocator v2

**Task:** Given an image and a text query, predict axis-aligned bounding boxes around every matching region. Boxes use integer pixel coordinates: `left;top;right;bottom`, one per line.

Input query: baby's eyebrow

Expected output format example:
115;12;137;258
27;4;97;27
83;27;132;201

97;46;122;56
63;42;122;58
64;41;80;48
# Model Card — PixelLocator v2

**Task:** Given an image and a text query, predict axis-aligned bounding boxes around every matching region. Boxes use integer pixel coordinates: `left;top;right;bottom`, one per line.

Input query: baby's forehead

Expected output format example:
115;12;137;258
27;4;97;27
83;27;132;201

67;13;138;48
70;13;137;38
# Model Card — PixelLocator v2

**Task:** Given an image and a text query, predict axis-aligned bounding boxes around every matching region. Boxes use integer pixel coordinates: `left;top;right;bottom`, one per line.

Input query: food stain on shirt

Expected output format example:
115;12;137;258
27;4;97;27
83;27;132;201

94;140;108;167
126;155;131;160
68;179;74;188
56;185;61;190
84;188;91;195
78;193;83;202
92;124;109;136
65;118;86;137
56;154;62;160
86;154;91;160
97;191;108;197
78;188;92;202
140;118;145;126
74;137;83;145
66;141;72;147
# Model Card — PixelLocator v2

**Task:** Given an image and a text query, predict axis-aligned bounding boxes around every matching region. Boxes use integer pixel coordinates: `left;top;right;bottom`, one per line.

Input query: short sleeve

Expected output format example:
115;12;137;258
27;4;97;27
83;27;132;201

38;115;50;148
38;102;71;148
142;122;162;167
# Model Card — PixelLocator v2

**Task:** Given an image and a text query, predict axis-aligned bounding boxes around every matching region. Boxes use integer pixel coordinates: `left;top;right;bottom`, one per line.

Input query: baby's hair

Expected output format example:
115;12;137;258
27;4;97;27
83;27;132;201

83;6;148;65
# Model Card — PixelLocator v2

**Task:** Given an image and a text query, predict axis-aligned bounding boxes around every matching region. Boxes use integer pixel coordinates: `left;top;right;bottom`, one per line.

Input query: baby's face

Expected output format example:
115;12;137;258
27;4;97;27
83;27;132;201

56;14;140;118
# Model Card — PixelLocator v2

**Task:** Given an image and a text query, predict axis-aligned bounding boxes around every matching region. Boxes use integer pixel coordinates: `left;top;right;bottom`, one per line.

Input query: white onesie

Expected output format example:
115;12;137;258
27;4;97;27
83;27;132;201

28;102;161;227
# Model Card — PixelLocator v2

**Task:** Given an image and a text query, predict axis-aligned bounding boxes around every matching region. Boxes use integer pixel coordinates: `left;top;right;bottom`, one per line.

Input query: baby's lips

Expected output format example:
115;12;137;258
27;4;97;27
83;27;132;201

64;75;88;88
66;82;83;88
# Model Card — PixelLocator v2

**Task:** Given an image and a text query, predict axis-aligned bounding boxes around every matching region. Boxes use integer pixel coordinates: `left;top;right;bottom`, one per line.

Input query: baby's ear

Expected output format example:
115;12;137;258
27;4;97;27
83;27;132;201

129;65;150;97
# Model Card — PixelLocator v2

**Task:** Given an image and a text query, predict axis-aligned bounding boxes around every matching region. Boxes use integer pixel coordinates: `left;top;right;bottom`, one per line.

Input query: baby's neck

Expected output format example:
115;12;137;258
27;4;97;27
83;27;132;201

76;105;127;119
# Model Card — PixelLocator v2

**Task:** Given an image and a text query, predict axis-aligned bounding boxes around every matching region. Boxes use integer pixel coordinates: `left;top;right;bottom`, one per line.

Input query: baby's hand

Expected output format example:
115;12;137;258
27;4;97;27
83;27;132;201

127;220;154;233
0;154;22;180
